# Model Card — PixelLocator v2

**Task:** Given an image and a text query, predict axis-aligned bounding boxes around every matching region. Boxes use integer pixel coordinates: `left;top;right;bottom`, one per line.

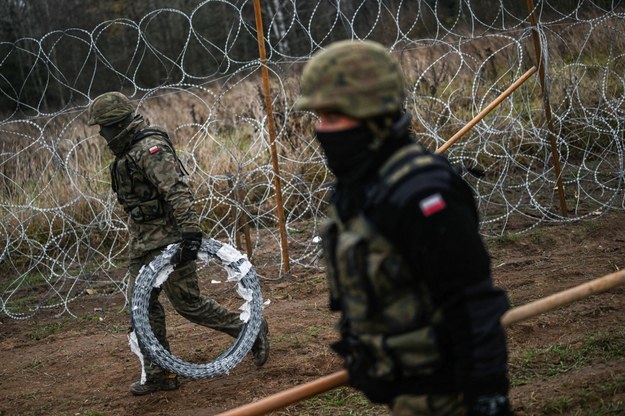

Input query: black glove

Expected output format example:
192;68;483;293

467;394;512;416
170;231;203;266
330;337;392;404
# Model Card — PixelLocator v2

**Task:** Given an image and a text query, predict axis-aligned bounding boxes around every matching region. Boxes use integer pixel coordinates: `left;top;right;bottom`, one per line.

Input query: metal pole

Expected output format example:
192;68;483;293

253;0;290;273
526;0;568;217
215;269;625;416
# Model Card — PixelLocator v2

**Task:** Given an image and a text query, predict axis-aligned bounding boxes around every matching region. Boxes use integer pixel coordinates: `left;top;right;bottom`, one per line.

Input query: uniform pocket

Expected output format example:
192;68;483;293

336;231;374;324
129;199;163;222
385;327;441;377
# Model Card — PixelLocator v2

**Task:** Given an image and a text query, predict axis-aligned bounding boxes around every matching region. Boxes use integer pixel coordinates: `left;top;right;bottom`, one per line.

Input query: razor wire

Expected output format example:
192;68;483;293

130;238;263;379
1;0;625;319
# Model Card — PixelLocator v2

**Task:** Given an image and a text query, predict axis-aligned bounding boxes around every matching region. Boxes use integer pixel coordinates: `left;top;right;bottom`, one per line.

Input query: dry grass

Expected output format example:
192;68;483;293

2;15;624;248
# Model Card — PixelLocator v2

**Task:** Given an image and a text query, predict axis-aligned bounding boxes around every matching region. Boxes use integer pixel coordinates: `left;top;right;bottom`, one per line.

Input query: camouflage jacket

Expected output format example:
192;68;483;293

109;119;201;257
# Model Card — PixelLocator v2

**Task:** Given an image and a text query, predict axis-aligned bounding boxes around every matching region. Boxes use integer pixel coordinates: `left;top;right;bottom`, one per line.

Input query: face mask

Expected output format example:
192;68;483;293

315;124;376;181
105;132;130;157
99;114;137;157
99;124;124;142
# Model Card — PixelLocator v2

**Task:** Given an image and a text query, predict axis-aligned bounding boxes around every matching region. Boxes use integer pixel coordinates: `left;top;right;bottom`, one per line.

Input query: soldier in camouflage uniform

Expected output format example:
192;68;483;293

87;92;269;396
296;40;512;415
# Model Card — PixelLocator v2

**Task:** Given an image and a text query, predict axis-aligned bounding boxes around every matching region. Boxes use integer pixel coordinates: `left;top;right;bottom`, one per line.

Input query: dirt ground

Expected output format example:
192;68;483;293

2;211;625;416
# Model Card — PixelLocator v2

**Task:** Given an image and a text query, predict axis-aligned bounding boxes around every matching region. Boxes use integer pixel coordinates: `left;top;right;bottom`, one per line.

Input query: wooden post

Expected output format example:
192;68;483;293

215;268;625;416
435;66;537;155
253;0;290;273
227;173;254;259
216;371;349;416
226;174;243;251
501;268;625;326
526;0;568;217
235;181;254;260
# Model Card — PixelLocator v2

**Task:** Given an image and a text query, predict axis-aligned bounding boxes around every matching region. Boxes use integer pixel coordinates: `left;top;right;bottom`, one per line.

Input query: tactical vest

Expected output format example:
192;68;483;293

110;128;186;223
321;143;468;399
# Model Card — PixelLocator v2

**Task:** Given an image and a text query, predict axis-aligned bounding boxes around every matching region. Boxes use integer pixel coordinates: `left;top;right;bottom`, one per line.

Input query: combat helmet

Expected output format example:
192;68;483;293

296;40;405;119
87;92;135;126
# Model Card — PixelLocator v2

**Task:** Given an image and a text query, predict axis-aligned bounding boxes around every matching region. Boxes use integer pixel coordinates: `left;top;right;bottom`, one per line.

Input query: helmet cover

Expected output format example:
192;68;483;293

87;92;135;126
296;40;405;119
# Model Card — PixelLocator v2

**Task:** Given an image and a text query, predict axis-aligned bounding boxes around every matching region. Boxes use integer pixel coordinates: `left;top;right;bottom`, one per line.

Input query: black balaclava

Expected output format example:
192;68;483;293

315;111;411;183
316;112;413;219
100;114;138;157
315;123;376;181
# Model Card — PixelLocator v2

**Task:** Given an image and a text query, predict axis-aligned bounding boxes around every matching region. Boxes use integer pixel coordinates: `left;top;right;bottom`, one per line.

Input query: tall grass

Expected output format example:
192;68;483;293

2;15;625;266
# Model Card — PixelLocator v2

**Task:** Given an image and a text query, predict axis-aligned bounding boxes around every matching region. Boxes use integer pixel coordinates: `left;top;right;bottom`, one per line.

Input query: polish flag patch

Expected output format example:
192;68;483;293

149;146;159;154
419;193;446;217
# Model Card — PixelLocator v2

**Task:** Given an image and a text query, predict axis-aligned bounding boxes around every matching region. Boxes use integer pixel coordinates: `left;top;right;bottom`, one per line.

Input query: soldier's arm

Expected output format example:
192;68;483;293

398;188;510;405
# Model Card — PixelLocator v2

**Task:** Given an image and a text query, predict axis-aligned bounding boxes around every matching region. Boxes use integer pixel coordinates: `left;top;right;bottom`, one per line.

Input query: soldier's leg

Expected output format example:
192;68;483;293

391;394;464;416
163;259;243;337
128;249;172;380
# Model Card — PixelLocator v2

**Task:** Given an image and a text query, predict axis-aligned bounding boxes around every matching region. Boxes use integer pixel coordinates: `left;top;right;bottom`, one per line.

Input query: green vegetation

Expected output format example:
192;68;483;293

581;218;605;236
3;272;47;290
541;375;625;415
511;329;625;386
278;387;387;416
106;324;128;334
27;359;44;370
272;325;323;348
30;322;65;340
491;232;520;246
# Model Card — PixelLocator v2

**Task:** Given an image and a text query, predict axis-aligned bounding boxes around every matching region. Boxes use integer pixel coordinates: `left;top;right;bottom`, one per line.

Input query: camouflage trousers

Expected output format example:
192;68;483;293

391;394;465;416
128;247;243;380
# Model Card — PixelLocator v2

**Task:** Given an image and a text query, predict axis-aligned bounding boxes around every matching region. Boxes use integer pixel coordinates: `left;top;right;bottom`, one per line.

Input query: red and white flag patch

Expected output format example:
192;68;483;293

149;146;159;154
419;193;446;217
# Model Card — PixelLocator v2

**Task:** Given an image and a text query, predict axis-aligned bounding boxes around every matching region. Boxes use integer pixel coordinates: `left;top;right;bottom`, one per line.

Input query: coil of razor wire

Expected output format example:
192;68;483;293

130;238;262;379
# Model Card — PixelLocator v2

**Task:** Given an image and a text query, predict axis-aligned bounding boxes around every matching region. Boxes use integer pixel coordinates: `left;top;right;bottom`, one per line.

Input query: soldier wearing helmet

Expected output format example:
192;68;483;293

87;92;269;396
297;40;512;415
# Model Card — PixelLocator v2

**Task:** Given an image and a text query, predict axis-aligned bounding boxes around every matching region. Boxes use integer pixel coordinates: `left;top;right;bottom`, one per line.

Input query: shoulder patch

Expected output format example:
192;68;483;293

419;193;446;216
148;146;159;154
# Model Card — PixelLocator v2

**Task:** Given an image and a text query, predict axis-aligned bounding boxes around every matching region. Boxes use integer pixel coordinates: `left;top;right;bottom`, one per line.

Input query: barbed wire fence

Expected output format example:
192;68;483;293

1;0;624;319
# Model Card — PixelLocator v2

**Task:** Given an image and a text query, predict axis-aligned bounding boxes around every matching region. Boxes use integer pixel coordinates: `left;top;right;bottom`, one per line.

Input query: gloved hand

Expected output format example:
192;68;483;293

467;394;512;416
170;231;203;266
